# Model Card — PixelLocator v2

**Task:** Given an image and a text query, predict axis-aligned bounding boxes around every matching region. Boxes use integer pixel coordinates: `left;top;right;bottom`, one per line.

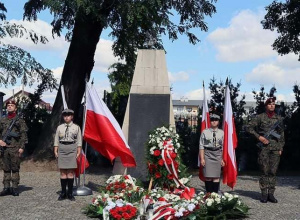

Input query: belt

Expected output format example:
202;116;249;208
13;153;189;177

204;147;222;151
59;141;76;145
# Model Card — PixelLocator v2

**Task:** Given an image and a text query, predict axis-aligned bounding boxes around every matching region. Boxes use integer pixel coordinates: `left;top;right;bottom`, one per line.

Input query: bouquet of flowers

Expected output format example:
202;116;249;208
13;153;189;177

83;175;144;219
146;126;190;189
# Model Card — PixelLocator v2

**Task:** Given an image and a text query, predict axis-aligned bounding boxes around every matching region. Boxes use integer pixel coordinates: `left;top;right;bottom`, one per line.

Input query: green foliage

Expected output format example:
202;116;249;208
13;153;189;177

176;117;201;169
251;86;277;115
23;0;218;126
262;0;300;60
0;2;56;88
82;204;102;218
208;77;246;129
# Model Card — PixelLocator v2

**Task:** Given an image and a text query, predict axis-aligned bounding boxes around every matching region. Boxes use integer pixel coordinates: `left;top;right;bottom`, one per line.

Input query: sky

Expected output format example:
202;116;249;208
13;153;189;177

1;0;299;104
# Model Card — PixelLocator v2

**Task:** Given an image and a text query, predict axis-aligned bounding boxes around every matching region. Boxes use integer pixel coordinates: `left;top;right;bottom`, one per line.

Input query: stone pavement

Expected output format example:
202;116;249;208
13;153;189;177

0;170;299;220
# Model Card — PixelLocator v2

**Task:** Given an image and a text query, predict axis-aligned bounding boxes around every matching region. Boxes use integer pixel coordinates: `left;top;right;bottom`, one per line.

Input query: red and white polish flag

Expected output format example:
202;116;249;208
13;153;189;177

83;85;136;167
75;150;90;177
198;82;210;181
222;84;238;189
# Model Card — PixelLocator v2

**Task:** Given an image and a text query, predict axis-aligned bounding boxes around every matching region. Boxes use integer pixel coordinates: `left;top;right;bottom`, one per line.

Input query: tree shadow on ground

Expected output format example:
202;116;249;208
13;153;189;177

18;185;33;194
233;189;261;201
86;181;104;192
237;176;259;182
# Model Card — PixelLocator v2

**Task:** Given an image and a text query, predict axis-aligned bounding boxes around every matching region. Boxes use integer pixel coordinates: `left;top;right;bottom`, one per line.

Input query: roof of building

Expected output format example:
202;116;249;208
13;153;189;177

172;100;203;107
4;90;52;111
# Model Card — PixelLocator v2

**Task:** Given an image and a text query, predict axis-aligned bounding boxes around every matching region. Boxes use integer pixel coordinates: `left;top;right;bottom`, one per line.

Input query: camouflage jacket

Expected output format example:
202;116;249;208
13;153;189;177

248;112;285;151
0;116;28;149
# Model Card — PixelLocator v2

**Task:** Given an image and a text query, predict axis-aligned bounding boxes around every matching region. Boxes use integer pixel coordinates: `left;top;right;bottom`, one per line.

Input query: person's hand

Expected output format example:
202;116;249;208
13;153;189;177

221;160;225;167
76;151;81;159
18;148;24;157
54;151;58;158
0;140;7;147
279;151;282;156
201;159;205;167
258;136;269;145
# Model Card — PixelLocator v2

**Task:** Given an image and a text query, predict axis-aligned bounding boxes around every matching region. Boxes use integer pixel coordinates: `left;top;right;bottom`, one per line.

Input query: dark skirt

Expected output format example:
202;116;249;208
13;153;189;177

58;143;77;169
203;149;222;178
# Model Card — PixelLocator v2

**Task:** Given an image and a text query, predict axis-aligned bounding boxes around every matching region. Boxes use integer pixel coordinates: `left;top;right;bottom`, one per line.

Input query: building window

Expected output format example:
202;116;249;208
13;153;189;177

177;107;184;112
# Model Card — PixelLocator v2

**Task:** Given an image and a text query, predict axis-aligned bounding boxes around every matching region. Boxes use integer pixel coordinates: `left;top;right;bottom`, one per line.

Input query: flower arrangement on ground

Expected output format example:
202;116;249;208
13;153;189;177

146;126;191;189
83;177;249;219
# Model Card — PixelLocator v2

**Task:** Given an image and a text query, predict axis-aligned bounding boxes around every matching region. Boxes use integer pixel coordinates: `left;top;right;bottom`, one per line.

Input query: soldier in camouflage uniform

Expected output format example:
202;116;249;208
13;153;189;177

248;97;284;203
0;100;28;196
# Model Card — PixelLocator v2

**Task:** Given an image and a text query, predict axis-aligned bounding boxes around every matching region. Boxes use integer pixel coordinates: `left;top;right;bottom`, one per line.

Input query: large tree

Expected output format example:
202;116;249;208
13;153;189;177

23;0;218;158
262;0;300;60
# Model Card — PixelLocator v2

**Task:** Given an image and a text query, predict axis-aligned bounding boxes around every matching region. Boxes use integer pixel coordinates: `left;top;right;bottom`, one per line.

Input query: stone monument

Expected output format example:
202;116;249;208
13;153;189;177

113;49;175;180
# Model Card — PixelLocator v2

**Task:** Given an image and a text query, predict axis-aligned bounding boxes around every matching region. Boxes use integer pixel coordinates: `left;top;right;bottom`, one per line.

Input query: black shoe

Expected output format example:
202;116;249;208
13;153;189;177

11;188;19;196
68;194;75;201
0;188;11;196
260;194;268;203
268;194;278;203
58;193;67;201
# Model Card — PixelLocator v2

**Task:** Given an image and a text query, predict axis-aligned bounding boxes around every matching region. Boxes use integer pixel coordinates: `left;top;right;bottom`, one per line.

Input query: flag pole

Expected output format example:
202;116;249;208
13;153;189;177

75;76;92;196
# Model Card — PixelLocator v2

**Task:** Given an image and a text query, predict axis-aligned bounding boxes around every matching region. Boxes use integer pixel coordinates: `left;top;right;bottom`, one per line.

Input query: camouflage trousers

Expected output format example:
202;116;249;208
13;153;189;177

258;147;281;195
1;147;20;188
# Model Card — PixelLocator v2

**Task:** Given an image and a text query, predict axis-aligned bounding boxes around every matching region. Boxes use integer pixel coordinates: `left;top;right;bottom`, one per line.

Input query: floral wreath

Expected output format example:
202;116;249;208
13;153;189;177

146;126;191;189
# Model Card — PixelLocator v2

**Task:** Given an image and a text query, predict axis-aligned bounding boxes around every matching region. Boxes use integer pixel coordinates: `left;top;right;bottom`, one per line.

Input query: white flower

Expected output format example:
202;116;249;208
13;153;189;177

215;198;221;204
176;143;180;148
179;207;186;213
187;203;196;211
234;195;239;198
237;200;241;206
224;192;230;197
207;201;212;206
115;199;124;207
175;211;183;217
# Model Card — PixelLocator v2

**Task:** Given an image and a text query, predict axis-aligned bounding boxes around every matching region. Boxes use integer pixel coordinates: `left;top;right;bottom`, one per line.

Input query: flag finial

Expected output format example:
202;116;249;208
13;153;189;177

225;78;229;86
203;80;204;88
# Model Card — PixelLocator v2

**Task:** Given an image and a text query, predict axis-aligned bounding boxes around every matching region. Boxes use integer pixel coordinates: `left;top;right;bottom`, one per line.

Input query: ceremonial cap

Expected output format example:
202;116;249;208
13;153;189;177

62;109;74;115
210;113;220;120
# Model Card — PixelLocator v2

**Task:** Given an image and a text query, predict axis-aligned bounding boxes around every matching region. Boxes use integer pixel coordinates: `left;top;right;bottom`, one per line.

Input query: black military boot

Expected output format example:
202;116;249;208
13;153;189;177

11;188;19;196
260;190;268;203
268;193;278;203
0;188;11;196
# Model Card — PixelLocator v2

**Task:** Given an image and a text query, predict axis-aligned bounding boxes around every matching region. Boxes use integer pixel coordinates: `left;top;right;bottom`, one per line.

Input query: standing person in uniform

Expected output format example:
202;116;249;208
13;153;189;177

0;100;27;196
199;114;225;193
54;109;82;201
248;97;284;203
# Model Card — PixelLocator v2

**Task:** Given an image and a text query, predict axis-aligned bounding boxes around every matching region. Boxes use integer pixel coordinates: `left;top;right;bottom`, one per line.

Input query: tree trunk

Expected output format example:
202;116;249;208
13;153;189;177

33;13;106;159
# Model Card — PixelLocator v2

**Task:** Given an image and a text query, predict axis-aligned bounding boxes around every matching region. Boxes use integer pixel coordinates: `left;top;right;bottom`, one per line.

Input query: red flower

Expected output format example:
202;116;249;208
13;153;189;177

166;158;172;165
171;152;177;159
155;172;162;178
154;150;161;156
167;174;174;180
124;175;129;179
158;159;164;166
158;197;166;201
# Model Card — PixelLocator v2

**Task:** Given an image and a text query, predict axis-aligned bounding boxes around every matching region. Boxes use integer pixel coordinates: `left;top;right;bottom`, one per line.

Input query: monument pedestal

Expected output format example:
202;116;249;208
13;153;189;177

113;49;175;180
